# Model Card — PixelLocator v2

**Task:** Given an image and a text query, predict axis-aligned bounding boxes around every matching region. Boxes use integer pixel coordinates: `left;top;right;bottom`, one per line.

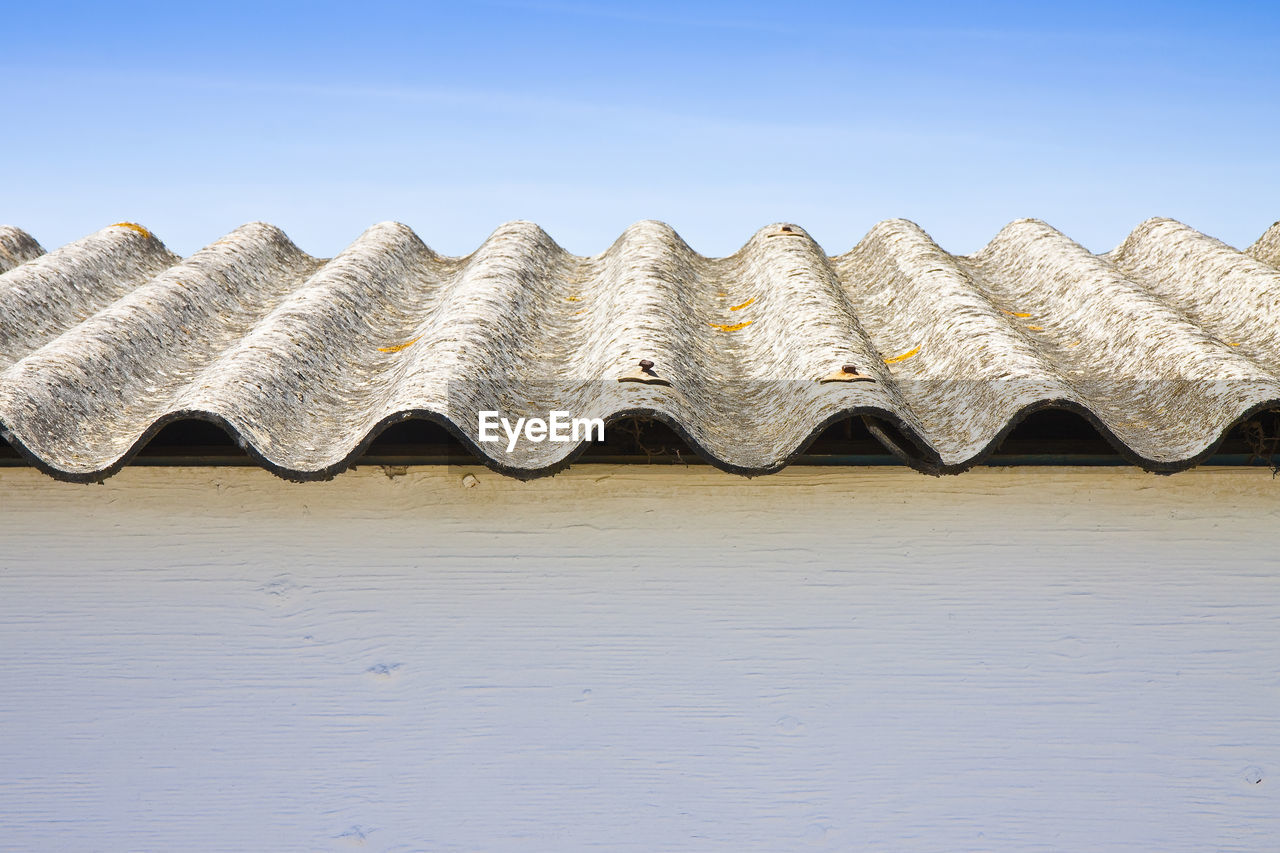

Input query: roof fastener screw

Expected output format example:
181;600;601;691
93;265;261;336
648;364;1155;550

780;225;793;232
841;364;860;374
639;359;655;371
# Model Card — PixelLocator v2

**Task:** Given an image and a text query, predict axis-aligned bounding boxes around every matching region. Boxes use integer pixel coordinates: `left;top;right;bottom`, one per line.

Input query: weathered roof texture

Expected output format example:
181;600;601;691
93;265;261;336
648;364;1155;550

2;218;1280;481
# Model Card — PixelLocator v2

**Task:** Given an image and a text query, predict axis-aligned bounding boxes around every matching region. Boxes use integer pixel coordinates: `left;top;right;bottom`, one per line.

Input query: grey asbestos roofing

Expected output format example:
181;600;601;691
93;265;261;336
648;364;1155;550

2;217;1279;481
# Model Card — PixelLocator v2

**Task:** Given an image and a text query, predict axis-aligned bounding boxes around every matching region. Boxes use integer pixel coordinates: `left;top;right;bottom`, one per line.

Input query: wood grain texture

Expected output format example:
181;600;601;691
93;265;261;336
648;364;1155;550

1;465;1278;852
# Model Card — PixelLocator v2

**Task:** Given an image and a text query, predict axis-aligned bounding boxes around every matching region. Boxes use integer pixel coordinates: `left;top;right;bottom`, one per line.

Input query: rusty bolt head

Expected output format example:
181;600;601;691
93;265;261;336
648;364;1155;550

639;359;655;371
841;363;859;374
779;224;794;233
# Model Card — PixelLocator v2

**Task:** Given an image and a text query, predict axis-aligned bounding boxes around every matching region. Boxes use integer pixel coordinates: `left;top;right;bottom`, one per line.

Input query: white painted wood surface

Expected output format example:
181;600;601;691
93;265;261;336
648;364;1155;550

1;465;1277;852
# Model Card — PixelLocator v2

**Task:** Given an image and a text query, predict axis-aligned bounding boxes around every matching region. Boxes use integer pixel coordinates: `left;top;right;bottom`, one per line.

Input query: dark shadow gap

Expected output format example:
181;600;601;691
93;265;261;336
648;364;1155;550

4;408;1279;472
804;416;900;458
579;416;704;464
990;409;1117;458
132;418;248;464
360;419;468;464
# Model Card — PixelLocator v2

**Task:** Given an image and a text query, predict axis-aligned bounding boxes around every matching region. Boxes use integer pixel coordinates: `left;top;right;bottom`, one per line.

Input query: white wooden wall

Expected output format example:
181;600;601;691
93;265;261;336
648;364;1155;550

1;465;1277;851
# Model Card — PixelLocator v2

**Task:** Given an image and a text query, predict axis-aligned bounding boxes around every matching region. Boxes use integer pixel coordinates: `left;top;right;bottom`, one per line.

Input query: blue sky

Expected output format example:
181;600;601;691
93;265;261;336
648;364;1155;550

5;1;1278;257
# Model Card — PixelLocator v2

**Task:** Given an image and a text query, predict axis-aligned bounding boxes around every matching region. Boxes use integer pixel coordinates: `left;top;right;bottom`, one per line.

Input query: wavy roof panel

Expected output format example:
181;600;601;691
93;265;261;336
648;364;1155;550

2;218;1279;481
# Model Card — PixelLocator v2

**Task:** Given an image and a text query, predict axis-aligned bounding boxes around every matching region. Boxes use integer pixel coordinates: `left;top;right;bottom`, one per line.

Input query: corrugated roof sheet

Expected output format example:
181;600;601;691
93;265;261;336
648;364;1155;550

2;218;1279;481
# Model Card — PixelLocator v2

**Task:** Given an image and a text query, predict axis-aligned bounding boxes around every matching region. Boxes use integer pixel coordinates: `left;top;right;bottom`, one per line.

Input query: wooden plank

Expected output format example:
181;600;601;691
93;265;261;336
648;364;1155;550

0;466;1277;851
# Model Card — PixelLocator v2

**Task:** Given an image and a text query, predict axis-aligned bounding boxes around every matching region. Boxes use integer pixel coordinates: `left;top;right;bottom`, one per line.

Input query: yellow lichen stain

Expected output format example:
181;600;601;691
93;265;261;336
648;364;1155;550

883;346;921;364
709;320;753;332
112;222;152;239
1227;341;1241;346
565;294;581;302
1026;325;1045;331
574;309;587;316
1002;309;1033;318
729;296;756;311
378;335;422;353
1067;340;1081;348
